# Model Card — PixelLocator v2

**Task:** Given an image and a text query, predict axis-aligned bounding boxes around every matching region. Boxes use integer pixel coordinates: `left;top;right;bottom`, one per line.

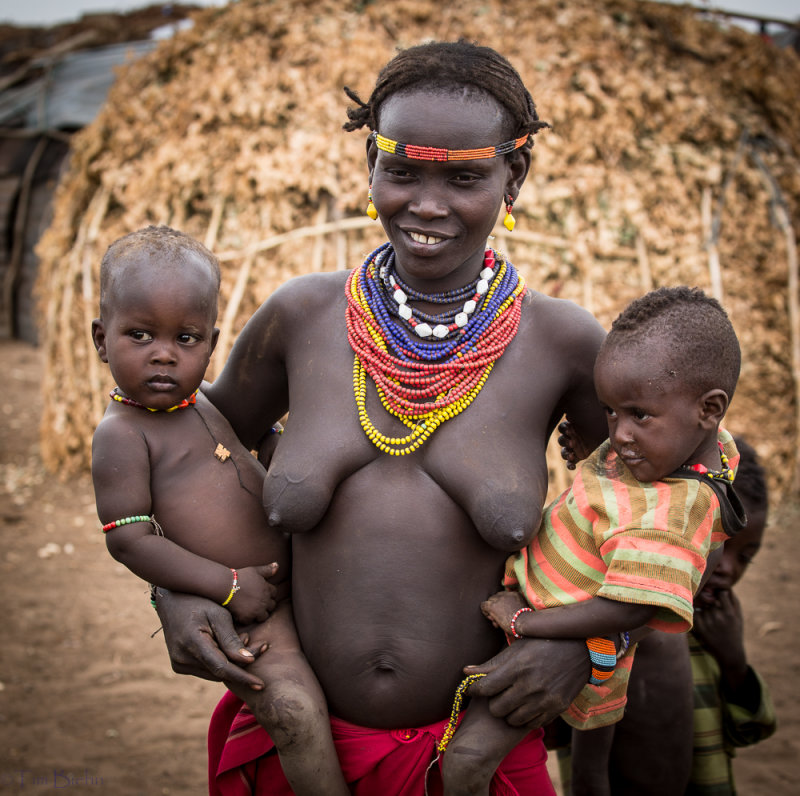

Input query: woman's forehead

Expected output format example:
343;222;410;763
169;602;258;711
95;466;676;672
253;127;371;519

376;89;509;149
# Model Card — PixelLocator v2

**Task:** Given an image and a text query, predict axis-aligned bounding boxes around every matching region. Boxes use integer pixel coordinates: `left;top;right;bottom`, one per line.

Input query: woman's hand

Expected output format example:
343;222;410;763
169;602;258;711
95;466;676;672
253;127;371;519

154;589;268;691
463;637;589;727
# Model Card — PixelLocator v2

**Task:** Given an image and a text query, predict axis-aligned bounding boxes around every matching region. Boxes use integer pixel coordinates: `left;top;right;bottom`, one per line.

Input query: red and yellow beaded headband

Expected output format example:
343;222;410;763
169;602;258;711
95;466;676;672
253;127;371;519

372;131;529;162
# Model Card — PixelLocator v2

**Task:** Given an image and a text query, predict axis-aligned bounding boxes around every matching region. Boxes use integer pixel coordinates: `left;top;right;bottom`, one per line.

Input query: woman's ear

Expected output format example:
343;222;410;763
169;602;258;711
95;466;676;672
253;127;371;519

505;148;531;201
366;134;377;179
698;389;729;428
91;319;108;362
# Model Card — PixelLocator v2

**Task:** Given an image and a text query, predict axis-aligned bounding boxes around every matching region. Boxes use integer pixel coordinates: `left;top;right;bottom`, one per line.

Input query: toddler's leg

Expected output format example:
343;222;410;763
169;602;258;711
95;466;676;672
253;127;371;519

225;602;348;796
607;633;693;794
570;723;614;796
441;696;530;796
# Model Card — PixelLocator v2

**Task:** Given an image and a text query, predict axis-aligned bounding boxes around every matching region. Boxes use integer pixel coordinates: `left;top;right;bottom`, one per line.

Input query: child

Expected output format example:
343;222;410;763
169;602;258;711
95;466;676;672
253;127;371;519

686;436;776;794
90;225;348;796
553;437;777;795
443;286;746;796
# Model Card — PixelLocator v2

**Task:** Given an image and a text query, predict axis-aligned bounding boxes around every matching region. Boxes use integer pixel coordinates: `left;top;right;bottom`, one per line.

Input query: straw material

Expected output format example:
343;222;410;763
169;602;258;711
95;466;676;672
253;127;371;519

35;0;800;494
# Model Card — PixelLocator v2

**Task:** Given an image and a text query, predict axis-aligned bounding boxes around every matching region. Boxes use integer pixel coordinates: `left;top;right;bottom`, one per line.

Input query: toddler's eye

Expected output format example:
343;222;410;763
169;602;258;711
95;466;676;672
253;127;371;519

604;406;617;419
177;333;200;344
633;408;650;421
129;330;152;341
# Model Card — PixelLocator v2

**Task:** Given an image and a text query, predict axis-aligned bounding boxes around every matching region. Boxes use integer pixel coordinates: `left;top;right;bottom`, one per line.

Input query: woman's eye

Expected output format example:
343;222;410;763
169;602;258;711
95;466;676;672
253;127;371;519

129;330;152;341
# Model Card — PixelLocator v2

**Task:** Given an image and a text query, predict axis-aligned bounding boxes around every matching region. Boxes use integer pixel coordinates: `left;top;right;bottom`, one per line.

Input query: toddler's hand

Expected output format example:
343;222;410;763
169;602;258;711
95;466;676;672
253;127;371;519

481;590;529;634
693;588;745;667
557;420;593;470
228;563;279;625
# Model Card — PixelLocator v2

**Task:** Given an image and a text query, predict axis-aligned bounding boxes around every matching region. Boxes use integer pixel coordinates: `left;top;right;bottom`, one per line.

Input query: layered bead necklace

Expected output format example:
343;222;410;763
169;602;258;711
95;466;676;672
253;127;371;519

345;242;526;455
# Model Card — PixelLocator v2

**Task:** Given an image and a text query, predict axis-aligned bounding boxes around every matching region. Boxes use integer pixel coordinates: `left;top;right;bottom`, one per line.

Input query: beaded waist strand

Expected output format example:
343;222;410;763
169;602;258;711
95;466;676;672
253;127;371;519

345;243;525;455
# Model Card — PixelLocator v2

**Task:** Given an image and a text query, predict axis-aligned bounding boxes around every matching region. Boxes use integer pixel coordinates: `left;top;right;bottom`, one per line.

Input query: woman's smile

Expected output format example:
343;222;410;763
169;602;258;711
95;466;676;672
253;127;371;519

368;88;529;294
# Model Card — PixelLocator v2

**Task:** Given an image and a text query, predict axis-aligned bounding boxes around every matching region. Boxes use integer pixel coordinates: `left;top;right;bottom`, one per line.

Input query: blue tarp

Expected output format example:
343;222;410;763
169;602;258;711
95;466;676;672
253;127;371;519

0;39;157;129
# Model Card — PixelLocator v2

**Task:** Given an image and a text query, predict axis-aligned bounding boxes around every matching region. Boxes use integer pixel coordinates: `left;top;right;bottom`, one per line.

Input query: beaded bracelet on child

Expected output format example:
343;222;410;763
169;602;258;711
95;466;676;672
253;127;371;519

509;607;630;685
101;515;239;608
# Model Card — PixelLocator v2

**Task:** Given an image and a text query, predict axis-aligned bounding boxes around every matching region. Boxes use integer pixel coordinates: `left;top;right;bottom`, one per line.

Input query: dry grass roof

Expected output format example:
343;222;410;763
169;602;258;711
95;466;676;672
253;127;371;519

35;0;800;495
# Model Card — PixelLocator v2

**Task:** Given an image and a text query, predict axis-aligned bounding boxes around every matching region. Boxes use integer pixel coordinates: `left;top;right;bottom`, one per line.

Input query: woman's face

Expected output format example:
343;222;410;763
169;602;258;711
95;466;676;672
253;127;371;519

367;89;529;293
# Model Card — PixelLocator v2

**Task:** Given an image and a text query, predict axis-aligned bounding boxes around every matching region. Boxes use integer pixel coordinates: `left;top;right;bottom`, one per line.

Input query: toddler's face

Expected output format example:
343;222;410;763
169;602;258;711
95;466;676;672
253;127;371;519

94;255;218;411
594;343;708;483
695;509;766;607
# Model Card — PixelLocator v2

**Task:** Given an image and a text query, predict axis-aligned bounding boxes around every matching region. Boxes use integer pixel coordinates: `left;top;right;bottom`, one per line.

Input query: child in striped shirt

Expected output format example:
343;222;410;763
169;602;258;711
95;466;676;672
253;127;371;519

443;286;745;796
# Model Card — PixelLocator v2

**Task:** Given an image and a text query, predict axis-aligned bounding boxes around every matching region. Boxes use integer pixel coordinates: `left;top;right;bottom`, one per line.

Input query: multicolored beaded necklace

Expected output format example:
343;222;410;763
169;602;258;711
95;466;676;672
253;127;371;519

110;387;198;413
682;443;734;482
345;242;526;456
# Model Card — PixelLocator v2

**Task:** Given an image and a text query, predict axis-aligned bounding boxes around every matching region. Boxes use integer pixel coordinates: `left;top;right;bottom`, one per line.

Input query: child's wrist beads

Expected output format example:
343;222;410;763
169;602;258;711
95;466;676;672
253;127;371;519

221;569;239;606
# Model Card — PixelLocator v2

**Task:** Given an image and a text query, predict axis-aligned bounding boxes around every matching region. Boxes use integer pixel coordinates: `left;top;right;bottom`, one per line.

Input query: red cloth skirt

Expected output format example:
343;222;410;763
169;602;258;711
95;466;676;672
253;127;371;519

208;690;555;795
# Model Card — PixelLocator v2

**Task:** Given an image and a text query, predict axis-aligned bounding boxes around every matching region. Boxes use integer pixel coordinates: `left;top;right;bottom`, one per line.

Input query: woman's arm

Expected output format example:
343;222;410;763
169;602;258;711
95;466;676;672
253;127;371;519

556;300;607;454
205;273;337;448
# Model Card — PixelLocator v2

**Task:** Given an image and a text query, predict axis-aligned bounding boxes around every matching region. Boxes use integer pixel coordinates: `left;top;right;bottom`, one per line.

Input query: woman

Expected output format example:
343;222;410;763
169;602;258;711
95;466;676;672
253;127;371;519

156;41;608;794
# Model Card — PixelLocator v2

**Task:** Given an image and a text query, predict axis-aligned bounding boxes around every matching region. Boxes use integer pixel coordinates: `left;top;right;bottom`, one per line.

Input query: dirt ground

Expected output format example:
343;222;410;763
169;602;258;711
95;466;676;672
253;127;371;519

1;338;798;795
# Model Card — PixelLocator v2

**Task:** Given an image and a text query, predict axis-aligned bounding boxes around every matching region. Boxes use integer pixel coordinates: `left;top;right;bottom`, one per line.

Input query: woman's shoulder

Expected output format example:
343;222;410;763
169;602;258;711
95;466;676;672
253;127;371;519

268;269;350;310
521;289;606;349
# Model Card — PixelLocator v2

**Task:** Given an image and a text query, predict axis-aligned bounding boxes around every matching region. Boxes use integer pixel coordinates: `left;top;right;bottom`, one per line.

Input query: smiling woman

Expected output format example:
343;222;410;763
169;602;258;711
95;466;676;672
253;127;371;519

154;40;611;795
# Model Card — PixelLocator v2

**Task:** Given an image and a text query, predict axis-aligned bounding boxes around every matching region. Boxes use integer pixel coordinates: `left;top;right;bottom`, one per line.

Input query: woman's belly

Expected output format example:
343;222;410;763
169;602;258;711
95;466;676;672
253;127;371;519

290;457;512;728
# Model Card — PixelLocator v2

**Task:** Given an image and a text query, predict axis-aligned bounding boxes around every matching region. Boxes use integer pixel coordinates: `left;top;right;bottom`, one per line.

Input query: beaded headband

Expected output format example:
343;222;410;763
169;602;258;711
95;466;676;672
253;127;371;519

372;131;529;162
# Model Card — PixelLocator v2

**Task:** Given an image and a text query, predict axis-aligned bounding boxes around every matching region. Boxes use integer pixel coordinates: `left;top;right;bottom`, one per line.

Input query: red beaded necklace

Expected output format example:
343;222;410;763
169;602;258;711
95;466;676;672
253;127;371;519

109;387;198;413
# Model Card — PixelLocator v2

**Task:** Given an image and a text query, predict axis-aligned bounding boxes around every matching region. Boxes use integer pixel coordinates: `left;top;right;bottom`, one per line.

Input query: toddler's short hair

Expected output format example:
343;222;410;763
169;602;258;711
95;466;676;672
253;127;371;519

99;225;220;317
603;286;740;400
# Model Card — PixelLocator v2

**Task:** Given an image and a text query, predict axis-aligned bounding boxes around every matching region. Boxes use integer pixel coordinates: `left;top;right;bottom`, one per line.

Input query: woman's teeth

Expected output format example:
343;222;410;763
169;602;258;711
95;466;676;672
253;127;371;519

409;232;443;245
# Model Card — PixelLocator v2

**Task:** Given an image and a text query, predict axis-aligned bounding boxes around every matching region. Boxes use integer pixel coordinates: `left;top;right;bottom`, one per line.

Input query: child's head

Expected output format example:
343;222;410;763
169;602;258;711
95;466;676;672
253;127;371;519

594;286;741;483
696;436;768;607
92;225;221;411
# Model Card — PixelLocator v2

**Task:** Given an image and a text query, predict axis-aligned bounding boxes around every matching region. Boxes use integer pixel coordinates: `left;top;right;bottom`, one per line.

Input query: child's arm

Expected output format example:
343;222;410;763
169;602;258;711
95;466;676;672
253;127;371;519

482;589;656;639
693;590;757;710
692;589;777;744
92;418;277;624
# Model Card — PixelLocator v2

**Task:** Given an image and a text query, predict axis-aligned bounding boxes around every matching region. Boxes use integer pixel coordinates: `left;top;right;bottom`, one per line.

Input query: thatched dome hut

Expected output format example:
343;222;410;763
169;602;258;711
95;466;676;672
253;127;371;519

36;0;800;495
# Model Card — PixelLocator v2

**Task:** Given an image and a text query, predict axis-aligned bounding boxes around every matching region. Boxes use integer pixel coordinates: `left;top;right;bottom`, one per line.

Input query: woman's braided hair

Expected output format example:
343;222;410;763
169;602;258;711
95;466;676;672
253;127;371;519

343;40;549;149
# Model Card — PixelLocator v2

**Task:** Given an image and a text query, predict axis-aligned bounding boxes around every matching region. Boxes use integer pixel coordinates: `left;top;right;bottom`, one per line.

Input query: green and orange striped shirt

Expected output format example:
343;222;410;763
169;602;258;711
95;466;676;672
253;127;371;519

504;430;743;729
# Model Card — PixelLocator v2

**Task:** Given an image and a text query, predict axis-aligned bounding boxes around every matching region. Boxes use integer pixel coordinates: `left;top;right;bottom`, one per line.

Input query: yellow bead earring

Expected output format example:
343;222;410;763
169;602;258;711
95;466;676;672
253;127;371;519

366;185;378;220
503;194;516;232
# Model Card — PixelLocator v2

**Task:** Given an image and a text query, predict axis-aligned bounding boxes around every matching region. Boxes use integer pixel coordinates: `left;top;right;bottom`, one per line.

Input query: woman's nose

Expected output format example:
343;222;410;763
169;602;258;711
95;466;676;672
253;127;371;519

408;183;447;219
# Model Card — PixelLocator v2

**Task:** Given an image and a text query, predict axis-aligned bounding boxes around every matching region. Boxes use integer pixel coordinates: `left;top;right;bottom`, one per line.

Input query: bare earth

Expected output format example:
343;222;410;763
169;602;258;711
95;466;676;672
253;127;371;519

1;339;797;795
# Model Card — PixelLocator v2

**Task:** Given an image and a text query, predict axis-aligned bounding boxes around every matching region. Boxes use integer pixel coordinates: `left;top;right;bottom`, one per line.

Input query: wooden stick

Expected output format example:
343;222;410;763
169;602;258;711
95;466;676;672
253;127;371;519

2;135;47;338
636;233;652;293
702;135;747;303
214;216;583;263
81;185;111;424
748;146;800;491
702;186;723;302
214;243;257;376
310;202;328;272
204;196;225;253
